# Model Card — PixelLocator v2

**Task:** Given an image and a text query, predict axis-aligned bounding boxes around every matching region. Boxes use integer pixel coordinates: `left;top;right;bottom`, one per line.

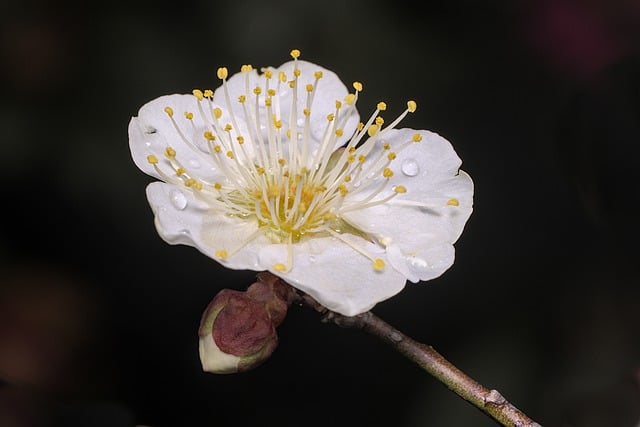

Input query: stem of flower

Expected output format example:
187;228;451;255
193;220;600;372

276;276;542;427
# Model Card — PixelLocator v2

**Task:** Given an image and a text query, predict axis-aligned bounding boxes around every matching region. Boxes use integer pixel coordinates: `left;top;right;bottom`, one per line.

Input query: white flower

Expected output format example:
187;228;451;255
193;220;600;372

129;50;473;316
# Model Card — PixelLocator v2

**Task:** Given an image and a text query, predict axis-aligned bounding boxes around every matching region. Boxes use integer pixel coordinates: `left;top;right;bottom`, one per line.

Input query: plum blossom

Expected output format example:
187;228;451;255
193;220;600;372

129;50;473;316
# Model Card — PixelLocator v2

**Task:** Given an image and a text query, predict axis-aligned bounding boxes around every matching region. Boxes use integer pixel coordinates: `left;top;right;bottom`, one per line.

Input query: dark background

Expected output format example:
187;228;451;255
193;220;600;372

1;0;639;426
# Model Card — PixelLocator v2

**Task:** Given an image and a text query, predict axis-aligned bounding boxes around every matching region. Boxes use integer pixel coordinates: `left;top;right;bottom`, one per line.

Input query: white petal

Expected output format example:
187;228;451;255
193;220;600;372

386;241;455;283
258;235;406;316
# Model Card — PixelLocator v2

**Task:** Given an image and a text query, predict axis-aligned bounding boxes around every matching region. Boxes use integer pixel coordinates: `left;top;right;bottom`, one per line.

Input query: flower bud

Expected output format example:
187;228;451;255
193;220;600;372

198;274;295;374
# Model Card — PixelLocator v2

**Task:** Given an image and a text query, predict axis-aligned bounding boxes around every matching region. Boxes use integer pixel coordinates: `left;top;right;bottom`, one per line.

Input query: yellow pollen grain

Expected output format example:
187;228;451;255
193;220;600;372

367;124;378;137
314;71;323;79
204;89;213;98
165;147;176;158
226;151;234;159
447;198;460;206
412;133;423;142
213;108;222;119
344;93;356;105
253;86;262;95
215;250;228;259
394;185;407;194
192;89;204;100
184;112;194;120
377;102;387;111
164;107;174;117
290;49;301;59
383;168;394;178
273;263;287;272
353;81;363;92
373;258;385;270
387;152;397;160
306;84;313;92
238;95;246;103
407;100;417;112
147;154;158;164
217;67;228;80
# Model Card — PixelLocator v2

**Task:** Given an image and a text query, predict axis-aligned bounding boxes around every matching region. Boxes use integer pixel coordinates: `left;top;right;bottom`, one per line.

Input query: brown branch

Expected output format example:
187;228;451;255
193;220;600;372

281;279;542;427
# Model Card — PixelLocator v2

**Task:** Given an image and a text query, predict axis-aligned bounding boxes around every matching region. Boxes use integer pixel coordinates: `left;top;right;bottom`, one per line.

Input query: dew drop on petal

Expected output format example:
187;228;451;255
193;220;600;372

188;159;201;169
401;159;420;177
169;189;188;210
408;256;430;273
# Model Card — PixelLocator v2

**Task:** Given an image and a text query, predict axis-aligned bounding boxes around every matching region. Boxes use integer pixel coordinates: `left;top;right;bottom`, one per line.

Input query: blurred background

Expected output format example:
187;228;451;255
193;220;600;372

1;0;639;426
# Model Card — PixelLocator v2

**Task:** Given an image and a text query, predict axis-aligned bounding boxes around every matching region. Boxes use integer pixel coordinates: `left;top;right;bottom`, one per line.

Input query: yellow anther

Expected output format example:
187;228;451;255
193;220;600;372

185;178;196;187
214;182;222;190
412;133;423;142
357;122;364;131
267;89;276;96
367;124;378;137
236;136;244;144
383;142;390;150
215;250;228;259
279;71;287;82
217;67;228;80
338;184;348;196
253;86;262;95
348;147;356;153
204;89;213;98
306;83;313;92
314;71;323;79
214;145;221;153
288;81;296;88
164;107;174;117
383;168;394;178
377;102;387;111
224;124;232;132
213;108;222;119
290;49;301;59
286;129;292;139
335;128;344;137
394;185;407;194
184;112;194;120
407;100;417;112
264;70;273;79
192;89;204;100
373;258;385;270
265;98;272;107
273;263;287;272
238;95;246;103
274;119;282;129
193;181;203;191
344;93;356;105
165;147;176;158
147;154;158;164
278;158;286;166
226;151;234;159
387;152;397;160
241;64;253;72
353;81;363;92
335;100;342;109
256;167;265;175
175;167;185;176
303;108;311;116
344;175;352;182
347;155;355;163
358;155;366;163
375;117;384;126
447;198;460;206
293;69;301;77
326;113;335;122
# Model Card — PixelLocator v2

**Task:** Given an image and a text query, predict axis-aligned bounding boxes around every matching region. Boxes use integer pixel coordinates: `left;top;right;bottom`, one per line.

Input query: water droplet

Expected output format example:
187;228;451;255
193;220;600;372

169;189;187;210
296;118;305;126
401;159;419;177
188;159;201;169
408;256;429;272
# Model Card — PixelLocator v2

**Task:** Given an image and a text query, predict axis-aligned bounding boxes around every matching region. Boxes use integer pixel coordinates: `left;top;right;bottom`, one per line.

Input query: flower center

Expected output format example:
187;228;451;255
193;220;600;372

147;49;438;271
